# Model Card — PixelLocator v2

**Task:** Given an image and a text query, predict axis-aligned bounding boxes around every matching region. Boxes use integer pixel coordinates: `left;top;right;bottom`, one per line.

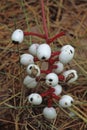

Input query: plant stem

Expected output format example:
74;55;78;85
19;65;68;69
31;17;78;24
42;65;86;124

40;0;49;42
24;32;46;39
48;32;65;44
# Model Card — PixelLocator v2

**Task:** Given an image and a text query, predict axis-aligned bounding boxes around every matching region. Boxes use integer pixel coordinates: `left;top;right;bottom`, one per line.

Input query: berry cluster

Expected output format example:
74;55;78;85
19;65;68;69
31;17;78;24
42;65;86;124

11;29;78;120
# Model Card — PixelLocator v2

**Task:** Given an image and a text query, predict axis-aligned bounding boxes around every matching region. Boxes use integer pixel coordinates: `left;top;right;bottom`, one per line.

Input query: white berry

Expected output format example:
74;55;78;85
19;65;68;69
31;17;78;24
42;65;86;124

43;107;57;119
63;69;78;83
11;29;24;44
59;95;74;108
20;54;34;66
46;73;59;87
28;93;42;105
53;61;64;74
52;84;62;95
29;43;39;56
23;75;37;88
36;43;51;61
59;45;75;64
26;64;40;77
61;45;74;52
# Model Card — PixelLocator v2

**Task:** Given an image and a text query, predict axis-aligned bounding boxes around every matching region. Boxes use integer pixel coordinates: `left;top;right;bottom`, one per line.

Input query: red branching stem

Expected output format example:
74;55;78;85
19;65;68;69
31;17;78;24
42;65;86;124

41;0;49;42
48;98;53;107
34;57;39;62
47;32;65;44
50;65;57;69
51;51;61;57
24;32;46;39
41;70;51;74
40;87;55;97
36;77;45;82
49;57;59;64
52;93;60;100
41;65;57;74
58;74;65;81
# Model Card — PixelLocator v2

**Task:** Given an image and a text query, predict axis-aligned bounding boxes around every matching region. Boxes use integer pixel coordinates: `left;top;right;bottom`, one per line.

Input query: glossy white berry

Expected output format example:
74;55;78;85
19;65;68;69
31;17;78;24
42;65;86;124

63;69;78;83
26;64;40;77
61;45;74;52
46;73;59;87
29;43;39;56
28;93;42;105
11;29;24;44
43;107;57;119
23;75;37;88
53;61;64;74
36;43;51;61
20;54;34;66
59;45;75;64
59;95;74;108
52;84;62;95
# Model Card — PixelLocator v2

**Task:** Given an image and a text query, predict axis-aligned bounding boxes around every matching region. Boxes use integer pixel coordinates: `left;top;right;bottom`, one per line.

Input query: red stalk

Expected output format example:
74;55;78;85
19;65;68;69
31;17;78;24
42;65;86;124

34;57;39;62
41;69;51;74
49;57;59;64
24;32;46;39
49;65;57;69
58;74;65;81
48;32;65;44
48;98;53;107
41;65;57;74
51;51;61;57
40;0;49;42
52;93;60;100
40;87;55;97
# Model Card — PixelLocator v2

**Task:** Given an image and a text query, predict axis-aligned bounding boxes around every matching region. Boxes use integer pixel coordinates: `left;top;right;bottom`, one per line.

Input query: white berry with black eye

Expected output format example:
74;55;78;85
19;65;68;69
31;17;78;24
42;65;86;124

63;69;78;83
43;107;57;119
28;93;42;105
36;43;51;61
53;61;64;74
26;64;40;77
20;54;34;66
29;43;39;56
46;73;59;87
52;84;62;95
23;75;38;88
11;29;24;44
61;45;74;52
59;95;74;108
59;45;75;64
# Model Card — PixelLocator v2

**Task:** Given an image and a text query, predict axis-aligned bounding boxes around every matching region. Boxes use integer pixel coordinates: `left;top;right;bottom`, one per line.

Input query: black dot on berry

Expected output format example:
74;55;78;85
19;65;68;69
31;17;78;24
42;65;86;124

65;102;67;105
70;50;73;53
49;79;53;82
12;40;19;44
71;100;73;104
41;56;46;60
30;97;33;102
29;66;32;69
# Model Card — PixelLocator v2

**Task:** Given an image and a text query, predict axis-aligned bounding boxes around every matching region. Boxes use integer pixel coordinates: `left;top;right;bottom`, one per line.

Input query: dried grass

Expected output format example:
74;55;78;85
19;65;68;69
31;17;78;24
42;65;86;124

0;0;87;130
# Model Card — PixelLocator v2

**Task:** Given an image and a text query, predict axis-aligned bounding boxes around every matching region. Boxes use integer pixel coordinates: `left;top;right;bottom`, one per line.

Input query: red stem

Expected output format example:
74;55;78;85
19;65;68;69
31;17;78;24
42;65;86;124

48;98;53;107
41;0;49;42
48;32;65;44
24;32;46;39
58;74;65;81
40;87;55;97
24;31;65;43
52;93;60;100
49;65;57;69
41;65;57;74
49;57;59;64
51;51;61;57
34;57;39;62
41;69;51;74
